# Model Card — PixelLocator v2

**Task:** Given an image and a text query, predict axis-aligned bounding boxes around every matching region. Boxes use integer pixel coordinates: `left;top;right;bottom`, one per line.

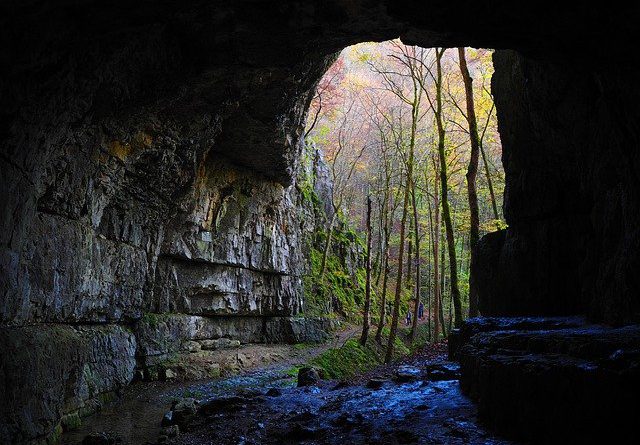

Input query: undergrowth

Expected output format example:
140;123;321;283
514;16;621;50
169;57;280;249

309;327;413;380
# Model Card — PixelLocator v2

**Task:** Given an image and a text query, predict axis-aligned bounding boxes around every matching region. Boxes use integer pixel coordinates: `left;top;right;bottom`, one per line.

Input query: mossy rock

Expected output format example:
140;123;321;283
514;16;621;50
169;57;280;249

60;412;82;431
310;339;380;379
45;423;63;445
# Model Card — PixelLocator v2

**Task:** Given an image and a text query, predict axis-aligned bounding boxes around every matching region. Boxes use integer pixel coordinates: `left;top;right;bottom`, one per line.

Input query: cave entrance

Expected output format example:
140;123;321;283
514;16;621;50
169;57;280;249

302;41;505;342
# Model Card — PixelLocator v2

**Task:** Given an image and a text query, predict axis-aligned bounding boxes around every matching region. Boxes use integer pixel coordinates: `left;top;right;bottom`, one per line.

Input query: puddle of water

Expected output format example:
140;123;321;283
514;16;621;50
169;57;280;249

62;365;298;445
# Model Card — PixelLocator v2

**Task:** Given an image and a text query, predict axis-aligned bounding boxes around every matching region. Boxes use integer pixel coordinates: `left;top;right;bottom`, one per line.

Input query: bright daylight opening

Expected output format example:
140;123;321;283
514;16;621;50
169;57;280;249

303;41;505;349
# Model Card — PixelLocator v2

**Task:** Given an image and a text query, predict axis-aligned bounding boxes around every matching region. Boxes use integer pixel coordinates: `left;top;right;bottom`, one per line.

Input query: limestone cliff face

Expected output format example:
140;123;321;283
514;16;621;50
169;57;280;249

153;157;312;316
0;142;330;443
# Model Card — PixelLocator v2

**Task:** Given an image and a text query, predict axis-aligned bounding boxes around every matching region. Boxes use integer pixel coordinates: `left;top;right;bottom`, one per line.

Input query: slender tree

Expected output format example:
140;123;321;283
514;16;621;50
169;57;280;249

433;48;463;329
458;47;481;318
480;102;500;222
360;195;373;345
374;43;423;363
429;161;442;340
409;185;422;344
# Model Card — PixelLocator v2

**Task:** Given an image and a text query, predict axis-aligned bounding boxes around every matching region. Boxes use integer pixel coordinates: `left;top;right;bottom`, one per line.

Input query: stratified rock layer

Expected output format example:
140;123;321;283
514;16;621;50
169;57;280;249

455;317;640;444
0;325;136;444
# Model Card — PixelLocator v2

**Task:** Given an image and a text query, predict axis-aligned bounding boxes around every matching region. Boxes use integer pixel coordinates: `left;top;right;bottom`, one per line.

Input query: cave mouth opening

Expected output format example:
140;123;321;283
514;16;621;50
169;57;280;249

301;40;505;337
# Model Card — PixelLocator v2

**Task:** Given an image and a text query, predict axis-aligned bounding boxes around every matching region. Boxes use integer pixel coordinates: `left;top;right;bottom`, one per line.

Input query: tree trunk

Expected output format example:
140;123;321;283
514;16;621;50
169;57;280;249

410;187;421;344
424;187;433;342
425;231;432;342
360;196;373;345
374;188;392;343
375;249;389;344
406;218;413;288
432;172;441;341
385;180;410;363
385;98;418;363
435;48;463;329
480;142;500;222
458;47;481;318
440;229;447;337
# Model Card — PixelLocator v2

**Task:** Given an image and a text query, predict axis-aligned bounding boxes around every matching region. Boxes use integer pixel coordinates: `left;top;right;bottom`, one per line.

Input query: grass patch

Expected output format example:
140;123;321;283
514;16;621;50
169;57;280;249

311;339;379;379
285;365;302;378
309;330;411;380
293;342;314;350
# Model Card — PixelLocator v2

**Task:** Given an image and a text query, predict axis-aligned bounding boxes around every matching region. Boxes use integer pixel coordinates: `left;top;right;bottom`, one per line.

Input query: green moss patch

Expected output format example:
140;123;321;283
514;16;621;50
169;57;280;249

310;332;410;380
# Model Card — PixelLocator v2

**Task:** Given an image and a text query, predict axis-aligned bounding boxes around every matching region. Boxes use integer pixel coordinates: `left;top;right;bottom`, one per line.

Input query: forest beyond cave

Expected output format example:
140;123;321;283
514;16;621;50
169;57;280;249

302;42;505;347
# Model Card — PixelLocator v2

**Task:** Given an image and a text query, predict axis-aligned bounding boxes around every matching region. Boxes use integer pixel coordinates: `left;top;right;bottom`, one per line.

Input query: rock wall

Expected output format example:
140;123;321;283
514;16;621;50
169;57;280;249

474;51;640;325
152;158;311;316
0;148;331;443
0;325;136;444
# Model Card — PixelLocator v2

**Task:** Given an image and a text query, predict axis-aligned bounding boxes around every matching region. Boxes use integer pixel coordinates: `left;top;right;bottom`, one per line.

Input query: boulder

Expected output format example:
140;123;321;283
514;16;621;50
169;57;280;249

266;388;283;397
394;366;422;382
82;432;122;445
365;378;388;389
424;363;460;381
297;367;321;387
170;398;198;426
199;338;241;350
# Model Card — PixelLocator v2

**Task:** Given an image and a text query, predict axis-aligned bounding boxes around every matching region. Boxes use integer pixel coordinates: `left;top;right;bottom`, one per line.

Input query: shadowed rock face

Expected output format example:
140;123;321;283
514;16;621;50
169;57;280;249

2;0;640;443
475;52;640;324
454;317;640;443
3;1;640;326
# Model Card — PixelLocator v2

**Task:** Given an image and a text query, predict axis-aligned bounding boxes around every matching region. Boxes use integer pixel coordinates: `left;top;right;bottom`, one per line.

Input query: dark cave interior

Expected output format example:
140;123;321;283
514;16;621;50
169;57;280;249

2;1;640;444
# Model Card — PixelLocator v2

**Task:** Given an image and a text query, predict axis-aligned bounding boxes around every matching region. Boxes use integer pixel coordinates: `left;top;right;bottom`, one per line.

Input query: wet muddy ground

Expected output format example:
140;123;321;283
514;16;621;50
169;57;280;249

64;339;515;445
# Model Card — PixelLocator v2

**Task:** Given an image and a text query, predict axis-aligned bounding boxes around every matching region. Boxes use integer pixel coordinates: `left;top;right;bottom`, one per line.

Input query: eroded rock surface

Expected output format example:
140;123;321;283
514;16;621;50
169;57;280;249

0;325;136;444
455;317;640;443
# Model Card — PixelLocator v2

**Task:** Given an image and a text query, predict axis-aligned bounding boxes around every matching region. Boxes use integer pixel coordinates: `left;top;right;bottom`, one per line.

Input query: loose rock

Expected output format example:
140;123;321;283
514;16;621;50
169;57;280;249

365;378;388;389
297;367;321;387
266;388;282;397
161;411;173;427
82;432;122;445
395;366;422;382
171;398;198;425
162;368;177;381
161;425;180;438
